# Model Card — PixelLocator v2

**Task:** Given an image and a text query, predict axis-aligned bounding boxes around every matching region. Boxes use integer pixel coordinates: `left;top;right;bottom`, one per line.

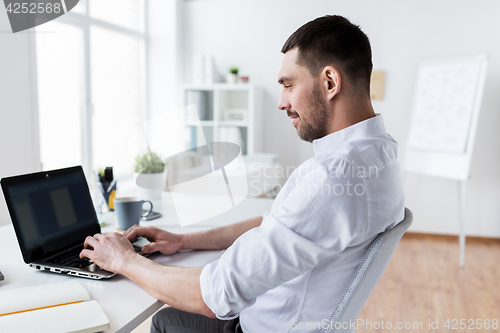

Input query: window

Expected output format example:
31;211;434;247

36;21;83;171
36;0;146;177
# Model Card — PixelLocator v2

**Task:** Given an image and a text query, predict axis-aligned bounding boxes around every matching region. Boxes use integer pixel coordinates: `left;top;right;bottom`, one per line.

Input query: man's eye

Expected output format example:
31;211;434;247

284;85;292;89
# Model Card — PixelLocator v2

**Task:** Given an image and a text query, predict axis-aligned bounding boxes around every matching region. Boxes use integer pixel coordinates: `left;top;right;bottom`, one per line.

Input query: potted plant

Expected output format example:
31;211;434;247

227;67;239;84
133;152;166;200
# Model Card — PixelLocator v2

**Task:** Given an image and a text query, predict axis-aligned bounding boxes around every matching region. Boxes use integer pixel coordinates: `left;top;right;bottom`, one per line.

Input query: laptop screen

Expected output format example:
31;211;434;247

1;166;100;263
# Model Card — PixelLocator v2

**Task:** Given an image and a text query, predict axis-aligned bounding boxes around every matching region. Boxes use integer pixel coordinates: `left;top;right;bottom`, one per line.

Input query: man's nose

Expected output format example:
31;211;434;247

277;93;291;111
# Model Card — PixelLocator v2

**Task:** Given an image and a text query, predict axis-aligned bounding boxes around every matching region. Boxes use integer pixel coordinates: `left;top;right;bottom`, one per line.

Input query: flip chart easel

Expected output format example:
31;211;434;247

404;55;488;268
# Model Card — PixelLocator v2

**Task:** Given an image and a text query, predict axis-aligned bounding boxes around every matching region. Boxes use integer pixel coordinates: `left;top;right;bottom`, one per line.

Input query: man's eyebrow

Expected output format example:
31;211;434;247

278;76;293;84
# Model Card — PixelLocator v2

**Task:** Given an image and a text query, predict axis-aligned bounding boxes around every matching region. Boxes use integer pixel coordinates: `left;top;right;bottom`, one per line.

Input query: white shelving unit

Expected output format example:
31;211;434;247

181;84;258;155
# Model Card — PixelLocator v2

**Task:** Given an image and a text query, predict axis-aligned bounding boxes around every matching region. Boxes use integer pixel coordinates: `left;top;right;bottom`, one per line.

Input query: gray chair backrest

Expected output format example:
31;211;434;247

322;208;413;333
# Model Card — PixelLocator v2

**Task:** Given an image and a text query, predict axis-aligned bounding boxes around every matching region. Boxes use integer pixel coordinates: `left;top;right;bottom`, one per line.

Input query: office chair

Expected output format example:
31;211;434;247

322;208;413;333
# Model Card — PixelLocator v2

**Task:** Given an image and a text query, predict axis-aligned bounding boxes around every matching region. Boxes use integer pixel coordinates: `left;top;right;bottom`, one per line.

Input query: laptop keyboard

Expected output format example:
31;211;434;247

47;245;94;268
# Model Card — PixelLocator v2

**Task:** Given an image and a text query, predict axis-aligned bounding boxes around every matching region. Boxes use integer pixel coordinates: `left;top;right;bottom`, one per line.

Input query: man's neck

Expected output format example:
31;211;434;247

326;95;376;135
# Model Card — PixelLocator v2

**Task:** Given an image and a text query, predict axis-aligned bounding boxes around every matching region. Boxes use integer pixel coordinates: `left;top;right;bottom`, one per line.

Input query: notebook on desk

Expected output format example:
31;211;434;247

1;166;147;280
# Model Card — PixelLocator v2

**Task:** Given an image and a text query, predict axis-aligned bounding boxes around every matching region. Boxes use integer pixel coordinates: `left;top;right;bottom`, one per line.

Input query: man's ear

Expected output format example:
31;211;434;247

322;66;341;101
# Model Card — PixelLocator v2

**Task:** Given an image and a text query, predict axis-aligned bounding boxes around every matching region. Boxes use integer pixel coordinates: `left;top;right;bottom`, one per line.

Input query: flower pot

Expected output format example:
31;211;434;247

134;171;166;200
226;73;238;84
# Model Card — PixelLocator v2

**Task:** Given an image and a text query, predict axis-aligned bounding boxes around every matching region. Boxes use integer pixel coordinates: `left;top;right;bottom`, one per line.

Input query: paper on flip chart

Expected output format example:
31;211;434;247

407;60;482;154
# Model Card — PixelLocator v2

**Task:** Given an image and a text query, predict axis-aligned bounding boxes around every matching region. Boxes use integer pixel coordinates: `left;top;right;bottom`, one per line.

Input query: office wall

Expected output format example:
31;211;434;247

180;0;500;237
0;10;41;226
147;0;183;119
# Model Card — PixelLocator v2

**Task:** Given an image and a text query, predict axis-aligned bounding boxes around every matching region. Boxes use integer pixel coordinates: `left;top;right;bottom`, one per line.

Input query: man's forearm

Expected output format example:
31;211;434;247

104;216;264;317
180;216;263;251
120;255;215;318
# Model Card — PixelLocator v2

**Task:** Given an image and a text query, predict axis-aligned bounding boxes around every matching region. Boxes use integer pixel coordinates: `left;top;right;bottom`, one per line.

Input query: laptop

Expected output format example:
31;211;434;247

1;166;148;280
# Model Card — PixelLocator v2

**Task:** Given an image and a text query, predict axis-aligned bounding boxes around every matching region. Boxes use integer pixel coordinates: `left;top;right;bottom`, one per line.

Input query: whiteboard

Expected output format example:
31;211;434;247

405;56;488;180
407;58;483;153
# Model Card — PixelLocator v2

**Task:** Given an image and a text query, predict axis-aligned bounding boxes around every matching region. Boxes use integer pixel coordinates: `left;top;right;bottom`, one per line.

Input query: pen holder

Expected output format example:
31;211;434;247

98;180;117;211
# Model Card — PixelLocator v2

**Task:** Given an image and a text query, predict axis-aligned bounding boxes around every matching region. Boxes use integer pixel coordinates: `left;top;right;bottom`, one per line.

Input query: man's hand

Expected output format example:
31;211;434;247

79;232;138;273
123;225;184;255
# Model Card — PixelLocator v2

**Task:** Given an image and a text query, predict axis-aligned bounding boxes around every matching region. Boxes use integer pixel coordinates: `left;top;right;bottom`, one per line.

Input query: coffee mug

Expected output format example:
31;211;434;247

113;197;153;230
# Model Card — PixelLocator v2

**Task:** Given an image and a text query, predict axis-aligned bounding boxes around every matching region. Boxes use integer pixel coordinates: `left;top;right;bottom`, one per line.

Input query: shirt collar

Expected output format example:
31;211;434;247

312;113;386;156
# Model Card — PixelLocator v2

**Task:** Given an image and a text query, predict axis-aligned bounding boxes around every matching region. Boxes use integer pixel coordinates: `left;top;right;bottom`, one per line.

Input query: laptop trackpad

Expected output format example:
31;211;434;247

131;237;156;257
132;237;151;248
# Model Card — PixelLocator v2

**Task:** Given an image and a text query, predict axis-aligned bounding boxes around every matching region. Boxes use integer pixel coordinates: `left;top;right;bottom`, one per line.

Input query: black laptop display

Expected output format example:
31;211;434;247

1;166;114;279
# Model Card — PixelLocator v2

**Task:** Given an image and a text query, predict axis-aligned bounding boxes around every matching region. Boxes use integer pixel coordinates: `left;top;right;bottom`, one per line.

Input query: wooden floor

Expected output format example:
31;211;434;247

358;233;500;333
132;233;500;333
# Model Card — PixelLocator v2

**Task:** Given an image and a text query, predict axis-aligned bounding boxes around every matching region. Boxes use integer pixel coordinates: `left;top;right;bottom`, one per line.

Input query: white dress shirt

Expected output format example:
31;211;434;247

200;114;405;332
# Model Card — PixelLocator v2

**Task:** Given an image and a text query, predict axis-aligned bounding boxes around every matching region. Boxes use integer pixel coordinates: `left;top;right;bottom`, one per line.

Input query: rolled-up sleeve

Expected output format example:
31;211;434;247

200;214;339;319
200;158;368;319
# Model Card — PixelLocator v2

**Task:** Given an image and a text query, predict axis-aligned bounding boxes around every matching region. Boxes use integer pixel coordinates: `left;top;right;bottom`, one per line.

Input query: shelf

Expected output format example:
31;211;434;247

182;83;254;91
186;120;215;127
218;121;248;127
186;121;248;127
181;84;257;155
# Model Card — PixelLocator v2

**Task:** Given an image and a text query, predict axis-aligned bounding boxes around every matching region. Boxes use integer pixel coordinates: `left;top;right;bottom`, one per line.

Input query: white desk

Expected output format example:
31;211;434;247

0;192;274;333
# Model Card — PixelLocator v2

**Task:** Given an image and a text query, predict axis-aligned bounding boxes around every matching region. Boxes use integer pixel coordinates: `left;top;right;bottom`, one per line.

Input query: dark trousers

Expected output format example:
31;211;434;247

151;307;242;333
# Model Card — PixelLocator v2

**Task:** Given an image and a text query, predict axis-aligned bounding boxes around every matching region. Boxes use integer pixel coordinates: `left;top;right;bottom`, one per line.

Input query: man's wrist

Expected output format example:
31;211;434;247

178;233;191;251
114;252;144;275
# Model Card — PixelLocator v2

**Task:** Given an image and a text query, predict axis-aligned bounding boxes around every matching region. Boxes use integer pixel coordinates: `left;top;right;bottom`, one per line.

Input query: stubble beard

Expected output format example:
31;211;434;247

296;84;329;142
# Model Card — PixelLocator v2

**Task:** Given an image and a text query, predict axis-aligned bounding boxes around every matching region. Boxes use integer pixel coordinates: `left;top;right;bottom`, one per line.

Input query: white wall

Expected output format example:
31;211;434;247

0;9;41;226
147;0;183;119
180;0;500;237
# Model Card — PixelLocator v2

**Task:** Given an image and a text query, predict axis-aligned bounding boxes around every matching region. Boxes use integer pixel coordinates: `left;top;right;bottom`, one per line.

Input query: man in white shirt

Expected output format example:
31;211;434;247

80;15;404;333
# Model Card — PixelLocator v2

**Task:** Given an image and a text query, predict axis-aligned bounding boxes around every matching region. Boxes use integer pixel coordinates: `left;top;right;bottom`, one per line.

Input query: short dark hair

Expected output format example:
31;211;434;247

281;15;373;96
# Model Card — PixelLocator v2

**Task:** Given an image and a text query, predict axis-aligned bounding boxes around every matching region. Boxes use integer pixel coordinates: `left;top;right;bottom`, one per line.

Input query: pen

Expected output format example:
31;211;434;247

107;179;117;193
